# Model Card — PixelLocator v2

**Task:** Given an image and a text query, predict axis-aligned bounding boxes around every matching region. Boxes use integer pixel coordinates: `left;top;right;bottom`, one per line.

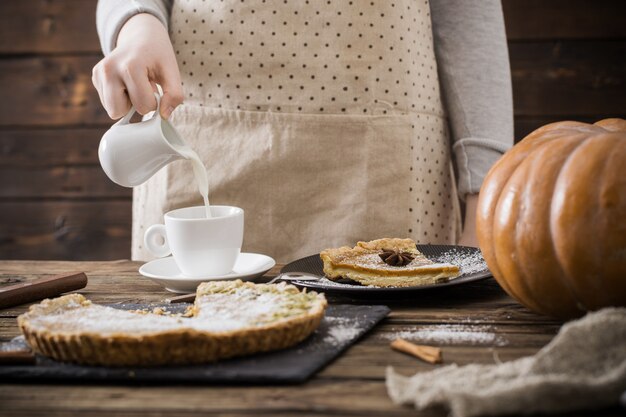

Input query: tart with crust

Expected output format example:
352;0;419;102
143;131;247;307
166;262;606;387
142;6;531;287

18;280;327;367
320;238;460;287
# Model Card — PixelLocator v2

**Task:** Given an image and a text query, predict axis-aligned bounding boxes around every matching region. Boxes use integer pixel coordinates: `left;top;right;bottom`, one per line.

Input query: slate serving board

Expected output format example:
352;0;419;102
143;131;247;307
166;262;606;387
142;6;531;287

0;303;389;384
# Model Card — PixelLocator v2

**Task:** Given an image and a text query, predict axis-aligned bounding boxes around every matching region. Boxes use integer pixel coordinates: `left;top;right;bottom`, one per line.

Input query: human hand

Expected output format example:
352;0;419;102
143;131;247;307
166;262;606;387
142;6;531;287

458;194;479;247
92;13;183;119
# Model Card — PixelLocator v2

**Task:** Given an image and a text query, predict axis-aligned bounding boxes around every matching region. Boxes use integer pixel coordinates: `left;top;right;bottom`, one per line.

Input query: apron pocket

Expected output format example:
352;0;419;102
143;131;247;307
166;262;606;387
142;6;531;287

155;106;414;262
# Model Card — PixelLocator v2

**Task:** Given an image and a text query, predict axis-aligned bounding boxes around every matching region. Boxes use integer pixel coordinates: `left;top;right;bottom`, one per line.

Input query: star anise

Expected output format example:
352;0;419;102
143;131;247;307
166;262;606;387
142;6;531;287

379;248;415;267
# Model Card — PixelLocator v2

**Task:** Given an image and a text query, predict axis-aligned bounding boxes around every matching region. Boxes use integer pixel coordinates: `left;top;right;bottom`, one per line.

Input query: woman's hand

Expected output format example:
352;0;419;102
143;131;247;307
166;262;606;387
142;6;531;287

458;194;479;247
92;13;183;119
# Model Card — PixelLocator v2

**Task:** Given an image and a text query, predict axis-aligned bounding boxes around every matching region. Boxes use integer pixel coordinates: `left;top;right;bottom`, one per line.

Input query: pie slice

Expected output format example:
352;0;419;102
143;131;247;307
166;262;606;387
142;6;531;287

18;280;327;366
320;238;460;287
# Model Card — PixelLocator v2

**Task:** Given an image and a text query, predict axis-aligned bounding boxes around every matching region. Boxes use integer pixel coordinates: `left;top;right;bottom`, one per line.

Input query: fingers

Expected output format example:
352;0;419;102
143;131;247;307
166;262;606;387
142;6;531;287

103;78;131;119
91;33;183;120
121;63;157;116
157;60;184;119
160;88;184;119
92;60;131;119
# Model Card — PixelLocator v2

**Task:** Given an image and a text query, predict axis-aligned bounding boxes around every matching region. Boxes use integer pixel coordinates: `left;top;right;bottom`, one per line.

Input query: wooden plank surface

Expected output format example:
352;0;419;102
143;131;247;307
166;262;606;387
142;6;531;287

0;128;104;166
0;56;108;127
0;0;100;54
510;41;626;117
503;0;626;41
0;202;131;260
0;166;129;199
513;116;602;140
1;0;624;55
0;261;618;417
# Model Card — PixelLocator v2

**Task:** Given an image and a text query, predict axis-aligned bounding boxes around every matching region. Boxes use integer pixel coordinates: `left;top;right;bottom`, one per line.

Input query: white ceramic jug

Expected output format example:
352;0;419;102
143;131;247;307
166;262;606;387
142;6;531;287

98;93;187;187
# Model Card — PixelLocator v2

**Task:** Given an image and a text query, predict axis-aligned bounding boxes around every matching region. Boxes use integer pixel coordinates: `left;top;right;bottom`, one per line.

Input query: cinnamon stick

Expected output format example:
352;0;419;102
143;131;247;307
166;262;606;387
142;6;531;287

390;338;442;364
0;272;88;309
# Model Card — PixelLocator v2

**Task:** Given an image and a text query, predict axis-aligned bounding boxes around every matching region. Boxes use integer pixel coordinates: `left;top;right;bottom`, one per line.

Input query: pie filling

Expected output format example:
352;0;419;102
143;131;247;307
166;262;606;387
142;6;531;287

321;238;460;287
328;266;457;286
21;280;326;337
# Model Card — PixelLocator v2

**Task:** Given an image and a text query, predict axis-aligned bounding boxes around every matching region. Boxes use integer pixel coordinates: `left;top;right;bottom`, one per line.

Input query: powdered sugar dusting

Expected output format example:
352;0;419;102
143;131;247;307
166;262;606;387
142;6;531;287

337;252;435;271
302;249;487;289
26;283;325;336
323;316;364;346
434;249;488;276
382;324;507;346
0;336;29;352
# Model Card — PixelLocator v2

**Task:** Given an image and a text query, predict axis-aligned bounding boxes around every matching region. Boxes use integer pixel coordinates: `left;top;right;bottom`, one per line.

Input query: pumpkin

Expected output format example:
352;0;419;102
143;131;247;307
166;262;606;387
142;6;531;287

476;119;626;318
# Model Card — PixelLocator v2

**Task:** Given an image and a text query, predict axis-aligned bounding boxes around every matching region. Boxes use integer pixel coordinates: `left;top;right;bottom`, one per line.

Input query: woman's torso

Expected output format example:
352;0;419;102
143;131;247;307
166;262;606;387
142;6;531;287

132;0;460;262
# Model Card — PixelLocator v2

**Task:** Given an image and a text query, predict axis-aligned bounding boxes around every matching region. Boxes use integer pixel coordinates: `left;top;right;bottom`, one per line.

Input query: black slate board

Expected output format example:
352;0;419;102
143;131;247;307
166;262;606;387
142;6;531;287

0;303;389;384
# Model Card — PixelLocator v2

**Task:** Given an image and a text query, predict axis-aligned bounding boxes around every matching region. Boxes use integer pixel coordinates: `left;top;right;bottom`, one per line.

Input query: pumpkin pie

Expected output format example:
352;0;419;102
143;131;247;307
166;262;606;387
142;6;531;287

18;280;327;366
320;238;460;287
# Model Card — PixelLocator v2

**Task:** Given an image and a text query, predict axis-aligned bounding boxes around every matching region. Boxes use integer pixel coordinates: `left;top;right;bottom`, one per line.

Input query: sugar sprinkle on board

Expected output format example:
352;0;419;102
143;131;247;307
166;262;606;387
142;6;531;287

381;324;508;346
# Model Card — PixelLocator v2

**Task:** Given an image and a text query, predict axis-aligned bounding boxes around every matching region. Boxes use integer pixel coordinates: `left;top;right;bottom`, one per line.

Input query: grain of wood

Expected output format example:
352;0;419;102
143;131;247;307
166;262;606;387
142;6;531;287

510;41;626;117
1;0;624;54
0;129;105;167
514;116;601;140
0;166;130;198
0;201;131;260
0;260;613;417
0;380;401;414
0;56;108;127
503;0;626;40
0;1;99;54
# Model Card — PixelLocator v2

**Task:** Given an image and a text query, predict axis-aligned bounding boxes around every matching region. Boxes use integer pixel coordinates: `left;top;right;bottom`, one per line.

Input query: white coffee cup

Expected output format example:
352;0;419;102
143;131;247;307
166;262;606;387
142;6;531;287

144;206;244;277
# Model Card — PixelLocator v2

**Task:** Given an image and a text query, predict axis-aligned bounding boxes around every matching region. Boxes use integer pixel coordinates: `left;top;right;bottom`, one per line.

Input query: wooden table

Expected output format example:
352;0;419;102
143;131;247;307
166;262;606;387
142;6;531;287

0;261;617;416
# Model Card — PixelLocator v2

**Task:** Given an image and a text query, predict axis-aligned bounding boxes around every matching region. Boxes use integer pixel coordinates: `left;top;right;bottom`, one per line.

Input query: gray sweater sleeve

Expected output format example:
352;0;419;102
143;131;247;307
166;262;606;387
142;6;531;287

96;0;172;55
430;0;514;199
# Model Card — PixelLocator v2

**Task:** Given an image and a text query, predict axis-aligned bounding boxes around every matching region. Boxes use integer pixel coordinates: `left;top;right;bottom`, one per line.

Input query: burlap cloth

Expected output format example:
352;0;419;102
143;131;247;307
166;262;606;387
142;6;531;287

386;308;626;416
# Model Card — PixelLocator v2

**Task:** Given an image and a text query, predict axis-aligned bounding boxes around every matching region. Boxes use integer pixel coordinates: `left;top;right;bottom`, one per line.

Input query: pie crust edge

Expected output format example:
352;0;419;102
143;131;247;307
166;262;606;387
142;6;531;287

18;282;327;367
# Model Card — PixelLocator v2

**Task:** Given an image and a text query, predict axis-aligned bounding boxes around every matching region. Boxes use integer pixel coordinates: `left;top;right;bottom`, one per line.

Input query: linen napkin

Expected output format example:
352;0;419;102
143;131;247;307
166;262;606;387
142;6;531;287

386;308;626;417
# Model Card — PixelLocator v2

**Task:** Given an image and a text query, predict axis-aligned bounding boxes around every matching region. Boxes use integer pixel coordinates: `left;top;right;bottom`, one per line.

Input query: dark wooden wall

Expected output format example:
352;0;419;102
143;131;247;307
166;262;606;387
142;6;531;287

0;0;624;260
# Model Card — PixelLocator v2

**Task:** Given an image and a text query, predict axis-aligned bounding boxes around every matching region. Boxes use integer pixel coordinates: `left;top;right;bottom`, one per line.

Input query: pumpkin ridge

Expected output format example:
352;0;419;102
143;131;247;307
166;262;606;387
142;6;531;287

478;134;557;300
491;136;581;317
551;134;626;310
491;152;549;314
519;135;588;317
550;136;605;310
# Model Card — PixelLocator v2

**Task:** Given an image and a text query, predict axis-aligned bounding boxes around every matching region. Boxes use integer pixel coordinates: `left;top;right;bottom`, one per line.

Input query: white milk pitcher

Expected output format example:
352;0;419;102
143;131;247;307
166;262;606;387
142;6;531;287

98;93;187;187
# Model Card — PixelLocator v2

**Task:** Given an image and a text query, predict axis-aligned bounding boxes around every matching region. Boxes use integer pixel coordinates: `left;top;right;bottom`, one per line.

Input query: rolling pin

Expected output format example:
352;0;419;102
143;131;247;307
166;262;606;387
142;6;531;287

0;272;88;309
0;351;36;365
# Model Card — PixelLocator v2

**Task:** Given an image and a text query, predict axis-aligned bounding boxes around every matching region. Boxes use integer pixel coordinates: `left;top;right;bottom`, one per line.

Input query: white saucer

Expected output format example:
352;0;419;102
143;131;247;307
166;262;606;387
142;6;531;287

139;253;276;293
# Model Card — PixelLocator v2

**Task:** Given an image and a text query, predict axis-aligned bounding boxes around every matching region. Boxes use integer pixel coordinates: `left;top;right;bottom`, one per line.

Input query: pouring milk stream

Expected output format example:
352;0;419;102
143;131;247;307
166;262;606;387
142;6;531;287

98;93;212;218
173;145;211;219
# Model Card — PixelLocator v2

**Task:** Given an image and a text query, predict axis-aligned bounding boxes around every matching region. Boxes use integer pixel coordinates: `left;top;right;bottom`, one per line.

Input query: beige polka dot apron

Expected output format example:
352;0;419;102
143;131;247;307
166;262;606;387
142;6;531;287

133;0;462;263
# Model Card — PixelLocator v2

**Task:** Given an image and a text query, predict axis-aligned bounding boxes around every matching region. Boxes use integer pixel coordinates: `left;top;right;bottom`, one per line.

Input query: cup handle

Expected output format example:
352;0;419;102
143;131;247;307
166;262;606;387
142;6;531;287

144;224;171;258
114;92;162;126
